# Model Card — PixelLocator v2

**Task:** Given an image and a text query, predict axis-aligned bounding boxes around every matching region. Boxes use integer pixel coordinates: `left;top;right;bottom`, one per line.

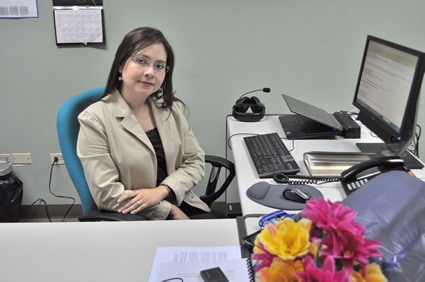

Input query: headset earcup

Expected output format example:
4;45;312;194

250;96;265;113
232;97;250;121
232;96;265;122
233;97;250;112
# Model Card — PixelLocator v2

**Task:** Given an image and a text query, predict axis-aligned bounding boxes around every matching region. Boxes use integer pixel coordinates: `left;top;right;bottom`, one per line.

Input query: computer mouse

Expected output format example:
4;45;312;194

283;187;312;203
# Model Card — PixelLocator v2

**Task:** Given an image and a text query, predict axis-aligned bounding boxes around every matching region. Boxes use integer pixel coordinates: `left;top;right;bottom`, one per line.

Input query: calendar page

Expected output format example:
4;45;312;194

53;7;104;45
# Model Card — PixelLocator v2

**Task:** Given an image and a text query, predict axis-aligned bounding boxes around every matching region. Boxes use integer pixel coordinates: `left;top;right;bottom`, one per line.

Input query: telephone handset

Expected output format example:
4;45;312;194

340;155;408;195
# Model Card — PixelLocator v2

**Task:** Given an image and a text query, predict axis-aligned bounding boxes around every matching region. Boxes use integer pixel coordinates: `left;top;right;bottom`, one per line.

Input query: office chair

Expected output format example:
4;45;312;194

56;87;235;221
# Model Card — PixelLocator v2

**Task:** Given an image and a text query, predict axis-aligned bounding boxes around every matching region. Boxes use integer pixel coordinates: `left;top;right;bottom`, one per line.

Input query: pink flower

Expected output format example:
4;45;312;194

252;242;275;271
296;255;352;282
302;198;382;270
302;198;364;238
340;235;382;266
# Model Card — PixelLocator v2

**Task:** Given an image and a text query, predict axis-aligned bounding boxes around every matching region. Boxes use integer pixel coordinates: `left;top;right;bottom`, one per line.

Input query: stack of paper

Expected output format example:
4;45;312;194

149;246;254;282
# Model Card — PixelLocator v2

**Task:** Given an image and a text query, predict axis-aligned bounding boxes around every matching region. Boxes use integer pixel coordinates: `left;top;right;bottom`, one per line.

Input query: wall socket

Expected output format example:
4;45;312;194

12;153;32;164
0;153;32;164
50;153;65;165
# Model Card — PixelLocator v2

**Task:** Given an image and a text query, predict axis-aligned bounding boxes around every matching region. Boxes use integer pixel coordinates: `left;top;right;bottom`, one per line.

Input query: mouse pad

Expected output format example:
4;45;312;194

246;182;323;210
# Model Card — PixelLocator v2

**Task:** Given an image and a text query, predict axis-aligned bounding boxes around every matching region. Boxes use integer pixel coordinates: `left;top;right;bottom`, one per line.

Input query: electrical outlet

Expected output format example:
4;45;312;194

11;153;32;164
50;153;65;165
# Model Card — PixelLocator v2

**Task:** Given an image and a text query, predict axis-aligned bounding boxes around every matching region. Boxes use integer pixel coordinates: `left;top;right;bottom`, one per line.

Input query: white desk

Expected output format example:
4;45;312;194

0;219;241;282
226;115;425;216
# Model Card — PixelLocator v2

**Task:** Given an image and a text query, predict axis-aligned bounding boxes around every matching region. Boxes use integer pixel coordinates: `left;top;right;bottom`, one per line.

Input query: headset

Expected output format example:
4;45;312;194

232;96;265;122
231;88;270;122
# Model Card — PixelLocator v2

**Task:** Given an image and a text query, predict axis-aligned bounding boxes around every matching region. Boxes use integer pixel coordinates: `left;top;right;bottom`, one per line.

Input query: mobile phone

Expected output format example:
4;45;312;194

200;267;229;282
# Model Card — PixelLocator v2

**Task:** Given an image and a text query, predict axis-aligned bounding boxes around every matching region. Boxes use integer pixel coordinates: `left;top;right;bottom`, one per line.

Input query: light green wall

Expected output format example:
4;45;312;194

1;0;425;206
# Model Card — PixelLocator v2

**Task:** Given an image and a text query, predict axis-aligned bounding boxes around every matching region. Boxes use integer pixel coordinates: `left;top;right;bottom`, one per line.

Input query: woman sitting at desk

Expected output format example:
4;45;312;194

77;27;210;220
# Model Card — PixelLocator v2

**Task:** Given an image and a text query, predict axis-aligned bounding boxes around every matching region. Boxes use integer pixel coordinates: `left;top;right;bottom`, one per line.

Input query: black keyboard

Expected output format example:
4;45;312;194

244;133;300;178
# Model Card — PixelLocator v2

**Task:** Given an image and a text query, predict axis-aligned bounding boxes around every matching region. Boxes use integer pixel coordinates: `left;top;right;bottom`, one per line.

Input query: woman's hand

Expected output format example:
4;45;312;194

117;186;169;214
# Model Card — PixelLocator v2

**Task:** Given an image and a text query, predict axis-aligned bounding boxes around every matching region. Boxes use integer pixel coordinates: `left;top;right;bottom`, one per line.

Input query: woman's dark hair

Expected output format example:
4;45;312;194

102;27;179;109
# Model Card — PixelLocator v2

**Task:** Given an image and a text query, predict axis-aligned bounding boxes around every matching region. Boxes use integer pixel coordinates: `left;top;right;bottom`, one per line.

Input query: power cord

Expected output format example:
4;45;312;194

227;133;295;152
21;198;53;222
408;124;421;157
227;133;254;150
21;158;77;222
50;157;76;222
285;138;295;152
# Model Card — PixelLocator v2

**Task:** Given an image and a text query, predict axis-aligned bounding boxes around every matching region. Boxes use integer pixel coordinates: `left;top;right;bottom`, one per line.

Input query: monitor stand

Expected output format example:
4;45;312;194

356;142;424;169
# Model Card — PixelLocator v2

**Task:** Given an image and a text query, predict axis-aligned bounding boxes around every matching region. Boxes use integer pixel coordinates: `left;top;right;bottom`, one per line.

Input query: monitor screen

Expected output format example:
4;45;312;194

353;35;425;166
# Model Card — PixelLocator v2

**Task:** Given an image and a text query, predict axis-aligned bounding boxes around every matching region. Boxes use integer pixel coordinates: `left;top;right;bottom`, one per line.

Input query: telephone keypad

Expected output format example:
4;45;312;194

346;179;369;193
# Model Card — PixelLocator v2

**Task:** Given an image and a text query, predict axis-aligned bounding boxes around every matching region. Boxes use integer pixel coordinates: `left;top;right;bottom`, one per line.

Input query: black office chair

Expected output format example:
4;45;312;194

56;87;235;221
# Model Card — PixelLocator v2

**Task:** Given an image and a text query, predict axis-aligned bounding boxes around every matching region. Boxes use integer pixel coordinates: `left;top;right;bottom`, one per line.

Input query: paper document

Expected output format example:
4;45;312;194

149;246;253;282
0;0;39;18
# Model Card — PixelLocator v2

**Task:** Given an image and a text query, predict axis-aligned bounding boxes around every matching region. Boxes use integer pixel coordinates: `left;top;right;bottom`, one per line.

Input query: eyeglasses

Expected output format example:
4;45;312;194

131;55;169;73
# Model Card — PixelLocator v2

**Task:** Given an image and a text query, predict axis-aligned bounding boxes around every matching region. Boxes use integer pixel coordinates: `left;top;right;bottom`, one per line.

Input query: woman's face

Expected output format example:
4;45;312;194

120;43;168;100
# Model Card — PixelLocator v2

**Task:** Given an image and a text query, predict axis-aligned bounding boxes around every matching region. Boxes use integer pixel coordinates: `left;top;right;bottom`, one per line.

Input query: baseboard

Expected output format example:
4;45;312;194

19;204;82;220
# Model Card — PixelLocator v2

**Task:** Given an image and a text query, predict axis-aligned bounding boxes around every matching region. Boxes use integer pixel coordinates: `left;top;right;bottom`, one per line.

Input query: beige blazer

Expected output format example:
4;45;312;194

77;91;210;220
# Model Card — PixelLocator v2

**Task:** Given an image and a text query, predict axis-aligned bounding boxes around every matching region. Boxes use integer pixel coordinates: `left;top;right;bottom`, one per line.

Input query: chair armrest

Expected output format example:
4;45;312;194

205;155;234;169
201;155;235;206
78;210;147;222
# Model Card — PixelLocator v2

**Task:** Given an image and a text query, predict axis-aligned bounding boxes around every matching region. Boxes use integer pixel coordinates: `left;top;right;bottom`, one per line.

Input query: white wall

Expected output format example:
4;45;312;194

1;0;424;206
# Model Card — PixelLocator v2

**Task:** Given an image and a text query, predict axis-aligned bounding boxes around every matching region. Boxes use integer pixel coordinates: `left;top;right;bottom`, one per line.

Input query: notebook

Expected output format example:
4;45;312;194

279;94;343;139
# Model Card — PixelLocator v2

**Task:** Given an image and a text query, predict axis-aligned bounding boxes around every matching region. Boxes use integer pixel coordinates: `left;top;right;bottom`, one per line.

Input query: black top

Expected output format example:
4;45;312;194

146;128;167;185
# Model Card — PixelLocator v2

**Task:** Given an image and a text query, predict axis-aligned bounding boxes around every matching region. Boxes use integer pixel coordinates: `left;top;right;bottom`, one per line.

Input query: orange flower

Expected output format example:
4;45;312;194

256;256;304;282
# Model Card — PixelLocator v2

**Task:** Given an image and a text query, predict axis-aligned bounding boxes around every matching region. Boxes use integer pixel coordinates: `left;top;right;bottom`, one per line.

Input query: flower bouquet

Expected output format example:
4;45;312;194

252;197;387;281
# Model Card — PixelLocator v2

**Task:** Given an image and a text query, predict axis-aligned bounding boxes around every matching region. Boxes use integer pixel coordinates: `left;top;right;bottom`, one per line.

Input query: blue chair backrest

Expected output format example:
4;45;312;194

56;87;104;214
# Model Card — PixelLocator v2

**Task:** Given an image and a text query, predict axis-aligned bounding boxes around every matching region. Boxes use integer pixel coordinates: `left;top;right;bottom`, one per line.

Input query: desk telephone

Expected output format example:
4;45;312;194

340;155;408;195
273;155;409;195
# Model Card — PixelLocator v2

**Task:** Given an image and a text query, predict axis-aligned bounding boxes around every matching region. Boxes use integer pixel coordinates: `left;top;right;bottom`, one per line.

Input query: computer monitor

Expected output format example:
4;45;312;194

353;35;425;168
